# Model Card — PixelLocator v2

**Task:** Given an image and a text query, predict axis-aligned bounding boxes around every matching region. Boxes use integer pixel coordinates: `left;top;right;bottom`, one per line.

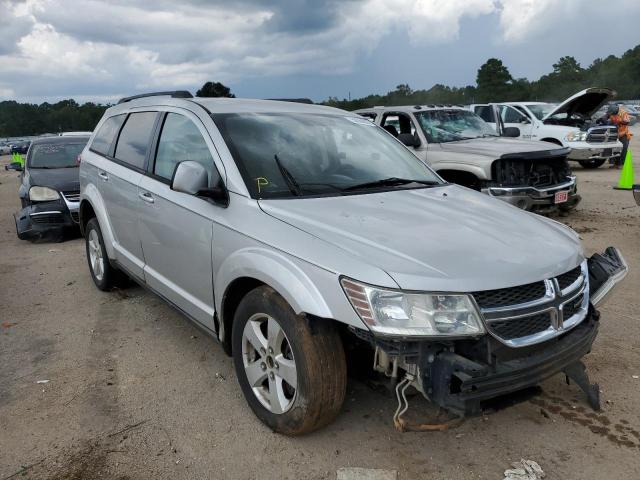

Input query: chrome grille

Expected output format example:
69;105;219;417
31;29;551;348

472;281;547;309
62;190;80;202
488;312;552;340
557;265;581;291
474;262;588;347
562;293;584;320
587;126;617;143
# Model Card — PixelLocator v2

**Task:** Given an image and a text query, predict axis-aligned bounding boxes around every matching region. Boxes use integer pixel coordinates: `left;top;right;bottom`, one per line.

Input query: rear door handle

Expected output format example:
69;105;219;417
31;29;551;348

138;191;154;204
98;171;109;181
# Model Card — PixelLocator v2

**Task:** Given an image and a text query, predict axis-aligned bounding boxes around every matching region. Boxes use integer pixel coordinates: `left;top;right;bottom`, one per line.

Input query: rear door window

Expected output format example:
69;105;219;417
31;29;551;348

90;114;126;156
114;112;158;169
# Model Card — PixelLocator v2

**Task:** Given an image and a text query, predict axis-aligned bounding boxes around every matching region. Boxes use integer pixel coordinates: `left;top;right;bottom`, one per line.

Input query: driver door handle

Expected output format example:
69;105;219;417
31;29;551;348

98;171;109;181
138;191;154;203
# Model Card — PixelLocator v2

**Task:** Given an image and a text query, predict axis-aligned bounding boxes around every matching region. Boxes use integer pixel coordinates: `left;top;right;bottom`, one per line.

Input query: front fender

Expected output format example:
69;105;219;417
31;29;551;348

436;163;491;181
215;247;333;320
80;184;116;260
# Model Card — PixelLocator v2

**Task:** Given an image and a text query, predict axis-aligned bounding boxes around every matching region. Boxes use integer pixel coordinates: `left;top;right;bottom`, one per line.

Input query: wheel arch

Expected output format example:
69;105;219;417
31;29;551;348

541;137;563;146
436;168;485;190
216;248;335;355
79;185;116;260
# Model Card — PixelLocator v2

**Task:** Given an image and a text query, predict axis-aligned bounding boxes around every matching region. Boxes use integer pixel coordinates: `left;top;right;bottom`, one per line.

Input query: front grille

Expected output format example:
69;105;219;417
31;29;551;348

488;312;552;340
62;190;80;202
491;157;571;189
562;293;584;320
31;213;64;224
472;281;547;309
587;127;617;143
476;264;587;346
557;266;582;290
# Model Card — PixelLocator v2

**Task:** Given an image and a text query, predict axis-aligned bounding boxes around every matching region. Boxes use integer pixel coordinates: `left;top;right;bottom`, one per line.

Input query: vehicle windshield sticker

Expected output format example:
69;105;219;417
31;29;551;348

345;116;375;126
256;177;269;193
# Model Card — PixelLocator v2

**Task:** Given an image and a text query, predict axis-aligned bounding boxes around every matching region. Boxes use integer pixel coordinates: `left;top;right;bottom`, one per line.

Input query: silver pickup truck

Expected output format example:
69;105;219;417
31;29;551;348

355;105;580;214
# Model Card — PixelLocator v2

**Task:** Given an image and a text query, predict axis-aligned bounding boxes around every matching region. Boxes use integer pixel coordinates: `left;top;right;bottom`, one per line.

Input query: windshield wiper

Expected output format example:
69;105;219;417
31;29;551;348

273;154;302;197
343;177;440;192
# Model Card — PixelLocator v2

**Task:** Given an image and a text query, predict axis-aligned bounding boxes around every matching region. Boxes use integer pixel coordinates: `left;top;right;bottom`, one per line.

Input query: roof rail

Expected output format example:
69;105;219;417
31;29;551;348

117;90;193;104
266;98;314;104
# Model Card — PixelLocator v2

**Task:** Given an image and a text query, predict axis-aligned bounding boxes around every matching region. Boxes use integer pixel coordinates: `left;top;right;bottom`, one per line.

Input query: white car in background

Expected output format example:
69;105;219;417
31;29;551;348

470;88;622;169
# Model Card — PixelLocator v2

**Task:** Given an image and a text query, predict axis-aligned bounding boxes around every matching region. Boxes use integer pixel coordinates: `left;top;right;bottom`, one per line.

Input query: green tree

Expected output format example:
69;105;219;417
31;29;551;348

195;81;235;98
476;58;513;101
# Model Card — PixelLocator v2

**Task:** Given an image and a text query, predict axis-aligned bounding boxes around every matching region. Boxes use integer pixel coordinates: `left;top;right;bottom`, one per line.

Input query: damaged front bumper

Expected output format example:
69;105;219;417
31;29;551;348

483;176;580;213
14;198;79;241
364;247;628;419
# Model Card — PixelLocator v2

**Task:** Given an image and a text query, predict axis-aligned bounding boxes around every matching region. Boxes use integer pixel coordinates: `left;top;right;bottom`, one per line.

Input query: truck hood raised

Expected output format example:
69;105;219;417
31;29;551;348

434;137;566;159
542;87;615;121
259;185;583;292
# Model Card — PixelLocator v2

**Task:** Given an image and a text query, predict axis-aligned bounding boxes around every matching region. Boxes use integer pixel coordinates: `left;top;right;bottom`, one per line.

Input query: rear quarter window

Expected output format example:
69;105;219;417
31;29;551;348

90;114;126;155
114;112;158;169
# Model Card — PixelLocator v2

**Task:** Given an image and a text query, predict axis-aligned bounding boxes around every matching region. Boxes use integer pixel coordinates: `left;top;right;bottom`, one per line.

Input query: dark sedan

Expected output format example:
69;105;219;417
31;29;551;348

14;135;89;241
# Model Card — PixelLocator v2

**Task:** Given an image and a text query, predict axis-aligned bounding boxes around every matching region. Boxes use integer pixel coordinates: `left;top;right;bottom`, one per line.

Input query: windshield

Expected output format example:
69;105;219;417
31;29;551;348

414;110;497;143
527;104;557;120
28;142;86;168
213;113;443;199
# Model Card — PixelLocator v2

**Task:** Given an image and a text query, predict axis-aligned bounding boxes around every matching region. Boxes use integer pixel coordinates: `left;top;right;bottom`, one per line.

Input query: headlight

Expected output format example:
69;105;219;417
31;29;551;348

341;278;485;337
29;186;59;201
565;131;587;142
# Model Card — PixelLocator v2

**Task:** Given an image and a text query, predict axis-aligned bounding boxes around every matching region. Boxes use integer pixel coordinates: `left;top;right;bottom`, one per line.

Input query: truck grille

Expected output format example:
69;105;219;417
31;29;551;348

491;156;572;189
488;312;551;340
473;263;588;347
587;126;617;143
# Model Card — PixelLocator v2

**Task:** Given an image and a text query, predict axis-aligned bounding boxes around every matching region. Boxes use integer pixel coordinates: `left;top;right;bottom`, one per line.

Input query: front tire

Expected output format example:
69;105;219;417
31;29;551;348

578;159;606;169
85;218;121;291
232;286;347;435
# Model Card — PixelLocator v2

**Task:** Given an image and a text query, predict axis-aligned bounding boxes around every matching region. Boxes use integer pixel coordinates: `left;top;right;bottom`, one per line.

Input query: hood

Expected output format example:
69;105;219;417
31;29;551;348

259;185;583;292
435;137;566;158
27;167;79;192
542;87;615;121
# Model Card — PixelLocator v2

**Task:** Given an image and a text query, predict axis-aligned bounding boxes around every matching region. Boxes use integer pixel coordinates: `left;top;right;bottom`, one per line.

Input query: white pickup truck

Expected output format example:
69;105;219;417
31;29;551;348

470;88;622;169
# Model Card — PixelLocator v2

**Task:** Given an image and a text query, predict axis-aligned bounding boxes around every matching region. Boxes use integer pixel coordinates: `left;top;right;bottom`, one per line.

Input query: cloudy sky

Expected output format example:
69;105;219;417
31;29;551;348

1;0;640;103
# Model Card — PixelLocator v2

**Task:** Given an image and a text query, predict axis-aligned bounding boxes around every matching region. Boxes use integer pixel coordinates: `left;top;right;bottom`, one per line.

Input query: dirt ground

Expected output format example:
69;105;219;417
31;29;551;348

1;132;639;480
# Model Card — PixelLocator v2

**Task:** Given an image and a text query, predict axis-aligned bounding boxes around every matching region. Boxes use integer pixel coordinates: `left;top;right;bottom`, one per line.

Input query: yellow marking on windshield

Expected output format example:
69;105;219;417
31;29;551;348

256;177;269;193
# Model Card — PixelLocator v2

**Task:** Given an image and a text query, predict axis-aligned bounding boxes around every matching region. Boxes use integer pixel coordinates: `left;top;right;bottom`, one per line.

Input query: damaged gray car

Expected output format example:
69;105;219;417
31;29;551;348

80;93;628;435
14;135;88;241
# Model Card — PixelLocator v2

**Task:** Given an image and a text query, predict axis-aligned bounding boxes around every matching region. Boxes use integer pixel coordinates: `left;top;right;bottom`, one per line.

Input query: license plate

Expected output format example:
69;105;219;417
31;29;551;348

555;190;569;204
603;148;612;156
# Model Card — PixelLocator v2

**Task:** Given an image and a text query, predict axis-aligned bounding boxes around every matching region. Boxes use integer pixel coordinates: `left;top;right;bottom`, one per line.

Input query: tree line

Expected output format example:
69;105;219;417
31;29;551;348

1;45;639;136
324;44;640;110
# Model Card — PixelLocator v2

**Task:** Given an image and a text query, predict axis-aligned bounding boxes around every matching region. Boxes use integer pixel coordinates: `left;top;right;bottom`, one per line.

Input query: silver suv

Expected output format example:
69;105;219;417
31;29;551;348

79;92;627;435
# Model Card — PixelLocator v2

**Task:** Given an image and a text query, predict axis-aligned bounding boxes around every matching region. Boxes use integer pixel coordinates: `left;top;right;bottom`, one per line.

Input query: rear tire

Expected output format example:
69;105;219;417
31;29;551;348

85;218;125;291
232;286;347;435
578;159;606;169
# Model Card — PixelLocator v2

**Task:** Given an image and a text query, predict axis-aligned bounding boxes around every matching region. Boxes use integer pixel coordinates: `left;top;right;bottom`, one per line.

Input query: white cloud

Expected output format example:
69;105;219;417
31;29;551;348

0;0;638;101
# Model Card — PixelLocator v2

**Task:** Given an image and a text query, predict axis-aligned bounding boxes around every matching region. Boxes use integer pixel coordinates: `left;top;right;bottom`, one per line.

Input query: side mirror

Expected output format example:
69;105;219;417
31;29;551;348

502;127;521;138
171;160;228;206
520;118;530;124
397;133;420;148
5;162;23;171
